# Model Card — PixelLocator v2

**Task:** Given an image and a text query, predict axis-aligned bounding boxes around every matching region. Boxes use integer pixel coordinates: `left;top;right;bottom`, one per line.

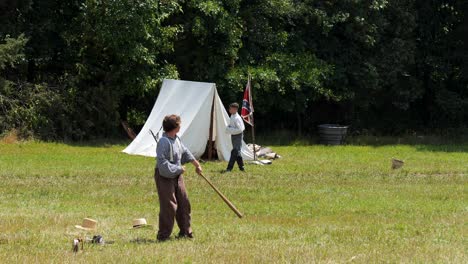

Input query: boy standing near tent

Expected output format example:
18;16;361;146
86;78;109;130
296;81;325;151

225;103;245;172
155;114;203;241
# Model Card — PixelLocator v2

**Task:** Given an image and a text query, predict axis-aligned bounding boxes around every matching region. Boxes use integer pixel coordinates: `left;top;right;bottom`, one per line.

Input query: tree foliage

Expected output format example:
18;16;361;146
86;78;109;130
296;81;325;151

1;0;467;139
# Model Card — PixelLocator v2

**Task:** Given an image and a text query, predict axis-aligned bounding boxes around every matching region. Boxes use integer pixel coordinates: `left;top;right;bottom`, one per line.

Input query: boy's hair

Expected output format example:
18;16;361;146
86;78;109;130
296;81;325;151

229;102;239;109
162;114;181;132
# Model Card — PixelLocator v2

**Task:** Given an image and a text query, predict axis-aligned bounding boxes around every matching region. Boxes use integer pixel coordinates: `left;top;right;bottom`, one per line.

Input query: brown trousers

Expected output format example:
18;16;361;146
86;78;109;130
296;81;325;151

154;168;192;240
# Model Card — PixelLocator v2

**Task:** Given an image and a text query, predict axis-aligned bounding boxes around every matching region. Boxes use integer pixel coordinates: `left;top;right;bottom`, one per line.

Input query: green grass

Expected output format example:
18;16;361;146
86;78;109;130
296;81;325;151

0;141;466;263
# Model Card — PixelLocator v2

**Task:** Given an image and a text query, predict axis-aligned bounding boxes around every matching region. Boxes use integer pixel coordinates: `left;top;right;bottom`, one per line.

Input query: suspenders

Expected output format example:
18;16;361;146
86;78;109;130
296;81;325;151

162;136;182;163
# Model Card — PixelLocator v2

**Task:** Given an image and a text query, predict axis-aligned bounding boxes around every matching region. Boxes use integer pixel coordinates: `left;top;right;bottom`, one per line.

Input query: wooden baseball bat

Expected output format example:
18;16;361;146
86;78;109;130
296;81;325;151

197;173;243;218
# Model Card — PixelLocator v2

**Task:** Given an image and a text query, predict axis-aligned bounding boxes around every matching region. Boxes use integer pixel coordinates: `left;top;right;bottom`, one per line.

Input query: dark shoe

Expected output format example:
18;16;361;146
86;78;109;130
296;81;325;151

176;232;193;239
157;235;171;242
239;167;245;172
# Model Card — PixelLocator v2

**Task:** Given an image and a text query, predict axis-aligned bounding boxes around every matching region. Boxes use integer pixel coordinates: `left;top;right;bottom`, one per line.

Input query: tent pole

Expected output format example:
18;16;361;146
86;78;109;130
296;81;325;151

208;89;216;160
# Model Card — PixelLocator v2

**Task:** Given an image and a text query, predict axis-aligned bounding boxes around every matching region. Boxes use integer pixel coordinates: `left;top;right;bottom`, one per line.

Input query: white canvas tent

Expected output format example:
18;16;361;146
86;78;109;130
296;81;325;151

123;79;254;161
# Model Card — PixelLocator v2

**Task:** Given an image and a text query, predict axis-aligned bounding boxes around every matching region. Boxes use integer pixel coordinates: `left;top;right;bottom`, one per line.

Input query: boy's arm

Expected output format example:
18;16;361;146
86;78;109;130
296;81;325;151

181;142;202;174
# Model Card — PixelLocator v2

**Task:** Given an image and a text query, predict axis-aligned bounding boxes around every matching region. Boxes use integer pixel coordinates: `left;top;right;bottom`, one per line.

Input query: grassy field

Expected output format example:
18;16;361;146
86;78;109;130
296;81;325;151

0;140;466;263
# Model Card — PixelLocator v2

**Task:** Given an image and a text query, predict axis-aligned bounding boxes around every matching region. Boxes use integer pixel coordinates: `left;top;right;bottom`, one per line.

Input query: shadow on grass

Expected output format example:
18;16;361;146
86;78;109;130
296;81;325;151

412;144;468;153
61;138;131;148
58;133;468;153
254;133;467;153
346;136;468;153
129;238;157;244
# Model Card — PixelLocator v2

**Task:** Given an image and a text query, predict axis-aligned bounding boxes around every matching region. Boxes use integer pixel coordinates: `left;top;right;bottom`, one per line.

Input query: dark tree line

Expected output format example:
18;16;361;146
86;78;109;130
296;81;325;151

1;0;467;140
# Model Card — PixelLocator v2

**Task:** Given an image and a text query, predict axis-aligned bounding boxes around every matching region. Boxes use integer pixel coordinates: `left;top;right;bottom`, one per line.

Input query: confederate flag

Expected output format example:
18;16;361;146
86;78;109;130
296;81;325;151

241;77;254;126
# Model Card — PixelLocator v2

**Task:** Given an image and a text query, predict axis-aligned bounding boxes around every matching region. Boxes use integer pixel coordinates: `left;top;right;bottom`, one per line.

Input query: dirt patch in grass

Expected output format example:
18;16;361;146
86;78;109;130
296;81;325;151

1;129;19;144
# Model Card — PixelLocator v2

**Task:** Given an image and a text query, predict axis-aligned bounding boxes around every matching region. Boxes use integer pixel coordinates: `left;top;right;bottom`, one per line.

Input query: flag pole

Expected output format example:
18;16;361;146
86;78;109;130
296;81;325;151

252;115;256;161
249;74;257;161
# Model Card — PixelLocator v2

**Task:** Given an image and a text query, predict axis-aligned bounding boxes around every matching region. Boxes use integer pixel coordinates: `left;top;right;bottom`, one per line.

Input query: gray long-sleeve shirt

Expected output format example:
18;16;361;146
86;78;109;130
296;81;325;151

156;133;195;178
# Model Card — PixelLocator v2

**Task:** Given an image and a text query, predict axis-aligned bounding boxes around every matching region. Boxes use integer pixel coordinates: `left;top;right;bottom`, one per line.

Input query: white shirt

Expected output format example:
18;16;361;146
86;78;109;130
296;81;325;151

226;112;245;135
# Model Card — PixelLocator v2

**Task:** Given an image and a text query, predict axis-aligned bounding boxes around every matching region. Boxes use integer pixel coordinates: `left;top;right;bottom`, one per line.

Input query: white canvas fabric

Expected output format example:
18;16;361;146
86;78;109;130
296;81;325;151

122;79;253;161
